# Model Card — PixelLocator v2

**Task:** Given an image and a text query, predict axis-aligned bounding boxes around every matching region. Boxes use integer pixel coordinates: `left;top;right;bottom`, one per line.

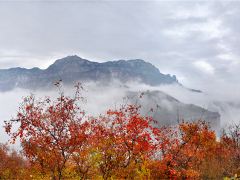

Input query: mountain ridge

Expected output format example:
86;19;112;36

0;55;179;91
0;55;219;128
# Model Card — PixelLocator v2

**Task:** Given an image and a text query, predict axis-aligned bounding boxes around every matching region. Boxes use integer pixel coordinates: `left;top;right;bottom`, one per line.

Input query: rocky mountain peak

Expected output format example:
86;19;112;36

0;55;179;91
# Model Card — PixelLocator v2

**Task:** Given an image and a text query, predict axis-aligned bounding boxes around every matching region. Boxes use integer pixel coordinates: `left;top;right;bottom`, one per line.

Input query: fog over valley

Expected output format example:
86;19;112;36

1;74;240;145
0;55;240;148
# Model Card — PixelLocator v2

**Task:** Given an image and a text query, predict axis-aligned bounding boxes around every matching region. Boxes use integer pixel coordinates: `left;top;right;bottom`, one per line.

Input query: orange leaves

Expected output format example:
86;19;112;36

147;120;222;179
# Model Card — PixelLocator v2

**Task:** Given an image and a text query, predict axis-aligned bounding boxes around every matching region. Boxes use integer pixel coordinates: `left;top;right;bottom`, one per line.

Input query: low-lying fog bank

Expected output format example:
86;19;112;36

1;81;240;145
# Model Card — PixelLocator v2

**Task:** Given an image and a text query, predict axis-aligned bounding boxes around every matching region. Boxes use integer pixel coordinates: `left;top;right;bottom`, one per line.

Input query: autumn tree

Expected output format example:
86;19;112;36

4;83;90;180
149;120;221;179
220;123;240;177
85;104;156;179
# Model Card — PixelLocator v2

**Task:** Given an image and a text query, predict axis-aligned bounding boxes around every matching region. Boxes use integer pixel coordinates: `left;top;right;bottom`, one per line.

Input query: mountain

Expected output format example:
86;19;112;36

126;90;220;129
0;55;178;92
0;55;220;128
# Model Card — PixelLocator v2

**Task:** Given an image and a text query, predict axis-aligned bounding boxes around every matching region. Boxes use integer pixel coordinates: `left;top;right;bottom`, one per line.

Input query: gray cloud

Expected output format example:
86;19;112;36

0;1;240;91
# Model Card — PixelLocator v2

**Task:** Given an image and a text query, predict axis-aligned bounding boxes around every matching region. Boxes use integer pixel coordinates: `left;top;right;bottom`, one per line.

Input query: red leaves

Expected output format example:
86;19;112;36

4;86;240;179
152;120;220;179
4;85;89;179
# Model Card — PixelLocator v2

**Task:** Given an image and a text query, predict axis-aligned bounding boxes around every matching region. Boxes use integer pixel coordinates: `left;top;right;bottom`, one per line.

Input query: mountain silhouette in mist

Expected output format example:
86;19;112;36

0;55;178;91
0;55;219;127
127;90;220;129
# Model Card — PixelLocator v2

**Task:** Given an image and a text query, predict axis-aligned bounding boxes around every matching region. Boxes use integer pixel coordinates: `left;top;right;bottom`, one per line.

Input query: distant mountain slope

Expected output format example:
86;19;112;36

127;90;220;129
0;55;178;91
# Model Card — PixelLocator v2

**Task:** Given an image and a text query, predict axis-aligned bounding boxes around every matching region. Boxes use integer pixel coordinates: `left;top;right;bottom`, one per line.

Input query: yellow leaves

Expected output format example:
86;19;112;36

184;169;200;179
224;174;240;180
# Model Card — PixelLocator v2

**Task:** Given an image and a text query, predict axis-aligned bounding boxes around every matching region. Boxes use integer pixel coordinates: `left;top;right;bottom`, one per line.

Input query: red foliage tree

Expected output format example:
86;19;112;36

5;83;90;179
88;104;157;179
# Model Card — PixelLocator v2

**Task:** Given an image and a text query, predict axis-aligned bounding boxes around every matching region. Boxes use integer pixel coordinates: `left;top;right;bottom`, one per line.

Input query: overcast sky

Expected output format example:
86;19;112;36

0;0;240;91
